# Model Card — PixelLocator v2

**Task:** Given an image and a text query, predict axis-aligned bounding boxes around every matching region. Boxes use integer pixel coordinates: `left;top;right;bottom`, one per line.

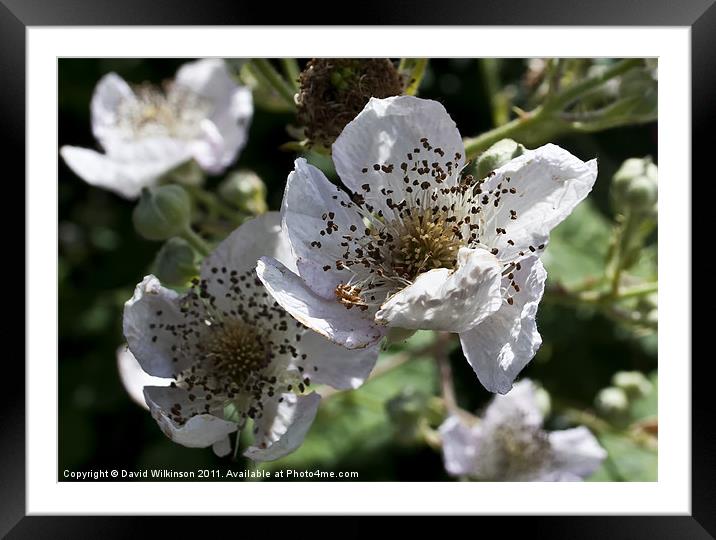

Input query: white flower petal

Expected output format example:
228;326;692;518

256;256;385;349
175;58;237;110
547;427;607;480
534;471;583;481
282;159;365;296
438;380;605;482
375;247;503;333
459;257;546;394
243;392;321;462
482;379;544;428
208;86;252;171
212;436;233;458
332;95;465;213
116;345;172;410
469;380;549;480
188;119;227;174
295;330;379;390
60;146;144;199
480;144;598;261
60;139;191;199
144;386;237;448
439;415;481;477
295;259;349;300
203;211;295;278
90;72;134;144
175;59;253;172
123;275;191;378
199;212;296;316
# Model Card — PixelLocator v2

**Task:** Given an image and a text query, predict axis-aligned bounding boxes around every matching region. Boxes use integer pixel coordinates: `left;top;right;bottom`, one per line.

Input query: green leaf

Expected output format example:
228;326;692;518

597;432;657;481
542;200;611;288
588;371;657;482
586;461;617;481
628;243;657;282
394;329;436;352
628;371;657;421
257;354;437;473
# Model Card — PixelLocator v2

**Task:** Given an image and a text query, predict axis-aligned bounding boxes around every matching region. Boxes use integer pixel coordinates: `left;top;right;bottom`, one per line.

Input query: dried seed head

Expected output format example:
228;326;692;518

296;59;404;148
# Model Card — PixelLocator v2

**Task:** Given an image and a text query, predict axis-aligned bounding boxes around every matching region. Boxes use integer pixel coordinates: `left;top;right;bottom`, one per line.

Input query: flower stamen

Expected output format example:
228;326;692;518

117;82;211;140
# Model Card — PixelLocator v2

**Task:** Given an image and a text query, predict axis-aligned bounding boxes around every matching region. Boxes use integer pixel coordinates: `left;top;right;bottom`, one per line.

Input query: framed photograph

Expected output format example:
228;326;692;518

5;0;707;535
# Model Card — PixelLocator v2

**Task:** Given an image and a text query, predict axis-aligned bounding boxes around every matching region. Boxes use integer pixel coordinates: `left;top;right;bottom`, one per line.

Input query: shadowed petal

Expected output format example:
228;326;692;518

123;275;191;378
116;345;172;410
545;427;607;480
256;257;384;349
439;415;481;477
294;330;379;390
282;158;364;296
243;392;321;462
144;386;237;448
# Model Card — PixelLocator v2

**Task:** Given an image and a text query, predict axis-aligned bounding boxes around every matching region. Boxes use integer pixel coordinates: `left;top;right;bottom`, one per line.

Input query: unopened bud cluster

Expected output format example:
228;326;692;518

611;157;658;216
595;371;652;419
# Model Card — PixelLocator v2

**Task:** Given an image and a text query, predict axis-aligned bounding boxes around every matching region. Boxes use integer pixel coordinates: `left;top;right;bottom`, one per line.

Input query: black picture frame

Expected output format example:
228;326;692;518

4;0;707;536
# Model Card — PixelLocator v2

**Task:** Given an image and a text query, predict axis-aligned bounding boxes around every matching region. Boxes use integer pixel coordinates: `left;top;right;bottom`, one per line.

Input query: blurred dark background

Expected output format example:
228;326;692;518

59;59;657;480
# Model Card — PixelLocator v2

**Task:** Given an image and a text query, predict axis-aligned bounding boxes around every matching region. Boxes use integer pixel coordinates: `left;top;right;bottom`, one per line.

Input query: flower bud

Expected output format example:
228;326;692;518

154;237;199;286
475;139;525;179
218;170;268;215
637;292;658;326
611;157;658;215
612;371;653;400
133;185;192;241
595;386;629;417
161;159;205;187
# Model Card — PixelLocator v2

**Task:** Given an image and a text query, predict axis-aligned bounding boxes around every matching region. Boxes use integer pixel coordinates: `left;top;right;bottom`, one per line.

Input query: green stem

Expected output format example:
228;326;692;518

613;212;640;296
464;108;546;158
399;58;429;95
546;280;657;307
545;58;564;97
281;58;301;91
463;58;643;159
479;59;509;127
181;226;212;257
185;185;244;226
543;58;641;113
421;425;443;451
613;281;658;300
250;59;297;110
435;333;458;412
